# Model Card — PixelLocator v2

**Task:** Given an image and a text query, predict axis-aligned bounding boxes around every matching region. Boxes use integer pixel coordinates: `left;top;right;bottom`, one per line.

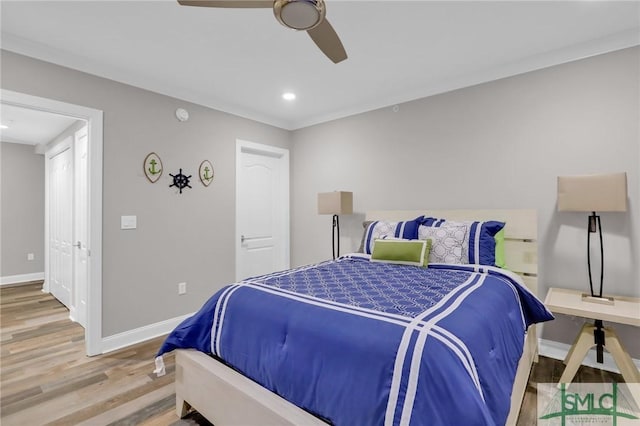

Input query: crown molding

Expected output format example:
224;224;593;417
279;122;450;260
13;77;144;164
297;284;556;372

3;29;638;131
292;28;640;130
1;33;291;130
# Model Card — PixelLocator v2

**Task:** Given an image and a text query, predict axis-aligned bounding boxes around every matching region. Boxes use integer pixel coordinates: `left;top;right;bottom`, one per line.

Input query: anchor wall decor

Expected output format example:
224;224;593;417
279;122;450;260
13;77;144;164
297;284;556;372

199;160;214;187
143;152;163;183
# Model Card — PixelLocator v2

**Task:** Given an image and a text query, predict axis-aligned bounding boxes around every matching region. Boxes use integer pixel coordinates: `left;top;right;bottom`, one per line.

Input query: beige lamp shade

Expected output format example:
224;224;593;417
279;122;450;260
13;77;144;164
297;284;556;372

557;172;627;212
318;191;353;215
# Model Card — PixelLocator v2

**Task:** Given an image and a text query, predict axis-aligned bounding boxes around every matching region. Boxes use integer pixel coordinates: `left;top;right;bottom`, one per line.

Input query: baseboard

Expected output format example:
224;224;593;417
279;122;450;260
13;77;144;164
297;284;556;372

101;312;195;354
539;338;640;375
0;272;44;286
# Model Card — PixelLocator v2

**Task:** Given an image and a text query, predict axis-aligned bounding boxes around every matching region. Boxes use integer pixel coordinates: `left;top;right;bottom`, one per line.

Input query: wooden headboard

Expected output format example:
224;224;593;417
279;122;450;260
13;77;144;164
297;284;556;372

365;209;538;295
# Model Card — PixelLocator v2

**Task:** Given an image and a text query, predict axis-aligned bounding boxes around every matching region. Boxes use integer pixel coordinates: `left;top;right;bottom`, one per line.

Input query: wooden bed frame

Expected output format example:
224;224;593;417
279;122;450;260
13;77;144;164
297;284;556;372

175;209;539;426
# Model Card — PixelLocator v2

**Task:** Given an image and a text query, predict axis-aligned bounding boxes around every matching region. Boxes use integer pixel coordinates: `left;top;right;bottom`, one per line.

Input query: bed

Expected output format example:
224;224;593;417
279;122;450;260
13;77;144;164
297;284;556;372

156;209;552;426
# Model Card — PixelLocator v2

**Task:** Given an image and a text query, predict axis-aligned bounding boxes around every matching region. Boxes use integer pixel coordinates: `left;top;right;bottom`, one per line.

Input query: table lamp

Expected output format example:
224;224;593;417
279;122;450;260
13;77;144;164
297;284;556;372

318;191;353;260
557;172;627;302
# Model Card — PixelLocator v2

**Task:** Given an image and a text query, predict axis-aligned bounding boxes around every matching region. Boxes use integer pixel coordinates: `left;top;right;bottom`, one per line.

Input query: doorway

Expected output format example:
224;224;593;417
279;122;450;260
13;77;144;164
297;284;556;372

235;139;290;281
1;89;103;356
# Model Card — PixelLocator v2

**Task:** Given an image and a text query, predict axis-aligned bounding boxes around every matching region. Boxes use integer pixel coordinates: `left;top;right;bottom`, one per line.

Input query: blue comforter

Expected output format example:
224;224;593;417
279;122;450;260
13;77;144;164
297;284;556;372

158;257;553;426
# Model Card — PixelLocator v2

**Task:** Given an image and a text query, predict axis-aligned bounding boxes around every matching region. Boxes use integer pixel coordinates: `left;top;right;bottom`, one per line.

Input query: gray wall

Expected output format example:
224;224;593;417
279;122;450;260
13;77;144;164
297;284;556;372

1;50;291;336
290;47;640;356
1;119;83;281
0;142;45;277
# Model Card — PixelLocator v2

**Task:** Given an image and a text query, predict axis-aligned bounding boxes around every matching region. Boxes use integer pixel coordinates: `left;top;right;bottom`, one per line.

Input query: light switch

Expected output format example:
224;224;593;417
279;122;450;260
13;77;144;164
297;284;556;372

121;215;137;230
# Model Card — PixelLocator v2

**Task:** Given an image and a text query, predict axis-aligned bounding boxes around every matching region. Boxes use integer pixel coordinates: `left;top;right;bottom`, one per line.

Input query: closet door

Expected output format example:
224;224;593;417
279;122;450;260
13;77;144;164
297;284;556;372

48;140;73;308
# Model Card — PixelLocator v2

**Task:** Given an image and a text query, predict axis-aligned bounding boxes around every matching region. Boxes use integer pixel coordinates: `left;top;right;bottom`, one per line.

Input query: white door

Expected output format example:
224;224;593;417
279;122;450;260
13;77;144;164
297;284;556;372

73;126;89;327
48;140;73;308
236;140;289;281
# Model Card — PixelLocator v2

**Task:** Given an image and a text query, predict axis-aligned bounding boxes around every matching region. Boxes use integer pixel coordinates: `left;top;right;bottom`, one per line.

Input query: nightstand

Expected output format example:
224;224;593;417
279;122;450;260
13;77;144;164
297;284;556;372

544;287;640;384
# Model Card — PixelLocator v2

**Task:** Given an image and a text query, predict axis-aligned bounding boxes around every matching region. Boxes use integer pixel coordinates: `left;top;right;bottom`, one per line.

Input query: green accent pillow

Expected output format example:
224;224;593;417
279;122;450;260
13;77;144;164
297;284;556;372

371;239;432;268
494;229;506;268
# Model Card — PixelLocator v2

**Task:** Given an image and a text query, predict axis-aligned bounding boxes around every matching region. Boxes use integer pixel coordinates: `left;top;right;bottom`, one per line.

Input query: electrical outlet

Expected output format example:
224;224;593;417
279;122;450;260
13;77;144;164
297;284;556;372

27;253;35;261
178;282;187;295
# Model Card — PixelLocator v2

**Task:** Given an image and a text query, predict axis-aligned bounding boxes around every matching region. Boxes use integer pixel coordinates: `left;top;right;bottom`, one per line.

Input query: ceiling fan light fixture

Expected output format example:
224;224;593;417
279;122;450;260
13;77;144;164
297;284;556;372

176;0;345;63
274;0;325;30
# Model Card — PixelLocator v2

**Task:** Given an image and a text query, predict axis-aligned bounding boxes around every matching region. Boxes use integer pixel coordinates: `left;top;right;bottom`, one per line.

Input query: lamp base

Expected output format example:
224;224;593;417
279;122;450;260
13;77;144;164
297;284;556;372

581;294;615;305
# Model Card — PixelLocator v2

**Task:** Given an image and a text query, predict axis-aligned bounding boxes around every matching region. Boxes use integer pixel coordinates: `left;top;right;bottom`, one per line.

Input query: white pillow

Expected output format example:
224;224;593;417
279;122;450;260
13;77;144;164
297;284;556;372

363;221;397;254
418;225;466;264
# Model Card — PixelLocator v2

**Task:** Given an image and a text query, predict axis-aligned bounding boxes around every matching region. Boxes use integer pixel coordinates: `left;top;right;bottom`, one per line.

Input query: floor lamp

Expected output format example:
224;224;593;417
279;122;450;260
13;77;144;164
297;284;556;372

318;191;353;260
557;172;627;363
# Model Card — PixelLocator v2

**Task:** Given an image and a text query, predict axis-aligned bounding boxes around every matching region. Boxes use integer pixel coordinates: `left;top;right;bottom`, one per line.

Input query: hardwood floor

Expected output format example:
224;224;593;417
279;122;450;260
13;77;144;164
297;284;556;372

0;282;624;426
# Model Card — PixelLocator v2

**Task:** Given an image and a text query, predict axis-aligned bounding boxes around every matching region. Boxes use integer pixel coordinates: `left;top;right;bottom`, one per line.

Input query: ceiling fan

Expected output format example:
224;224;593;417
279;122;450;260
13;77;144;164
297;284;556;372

177;0;347;63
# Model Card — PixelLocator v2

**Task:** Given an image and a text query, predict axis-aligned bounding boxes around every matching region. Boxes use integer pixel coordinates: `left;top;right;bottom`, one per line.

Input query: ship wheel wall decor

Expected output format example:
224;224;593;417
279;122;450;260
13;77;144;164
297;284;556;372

169;168;192;194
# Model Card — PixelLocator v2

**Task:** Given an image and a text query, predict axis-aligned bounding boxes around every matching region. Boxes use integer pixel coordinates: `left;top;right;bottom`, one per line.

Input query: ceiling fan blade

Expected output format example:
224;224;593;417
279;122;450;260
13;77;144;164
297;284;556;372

307;19;347;64
178;0;272;8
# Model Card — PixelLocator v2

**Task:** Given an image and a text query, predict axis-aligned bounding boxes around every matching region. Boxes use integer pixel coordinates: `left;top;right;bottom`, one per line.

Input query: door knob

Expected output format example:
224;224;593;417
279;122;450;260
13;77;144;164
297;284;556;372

241;235;246;243
73;241;82;249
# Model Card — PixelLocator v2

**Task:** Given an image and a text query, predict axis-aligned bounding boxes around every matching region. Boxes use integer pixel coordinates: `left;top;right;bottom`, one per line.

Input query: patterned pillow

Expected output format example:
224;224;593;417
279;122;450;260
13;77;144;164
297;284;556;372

445;220;505;266
371;238;431;267
362;217;423;255
420;218;505;266
418;225;466;264
357;221;373;253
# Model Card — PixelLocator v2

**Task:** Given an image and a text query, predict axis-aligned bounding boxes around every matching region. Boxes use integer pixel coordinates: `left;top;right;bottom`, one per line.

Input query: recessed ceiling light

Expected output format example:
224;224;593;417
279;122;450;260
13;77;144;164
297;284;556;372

0;124;8;129
282;92;296;101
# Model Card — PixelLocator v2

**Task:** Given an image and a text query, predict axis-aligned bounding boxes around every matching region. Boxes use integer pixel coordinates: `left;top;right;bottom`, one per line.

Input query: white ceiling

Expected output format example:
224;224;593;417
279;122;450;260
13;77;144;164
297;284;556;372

0;103;80;145
1;1;639;130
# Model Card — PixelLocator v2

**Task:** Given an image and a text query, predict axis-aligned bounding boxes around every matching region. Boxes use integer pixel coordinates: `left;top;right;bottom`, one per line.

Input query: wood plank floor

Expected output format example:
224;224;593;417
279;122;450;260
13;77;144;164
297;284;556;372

0;282;624;425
